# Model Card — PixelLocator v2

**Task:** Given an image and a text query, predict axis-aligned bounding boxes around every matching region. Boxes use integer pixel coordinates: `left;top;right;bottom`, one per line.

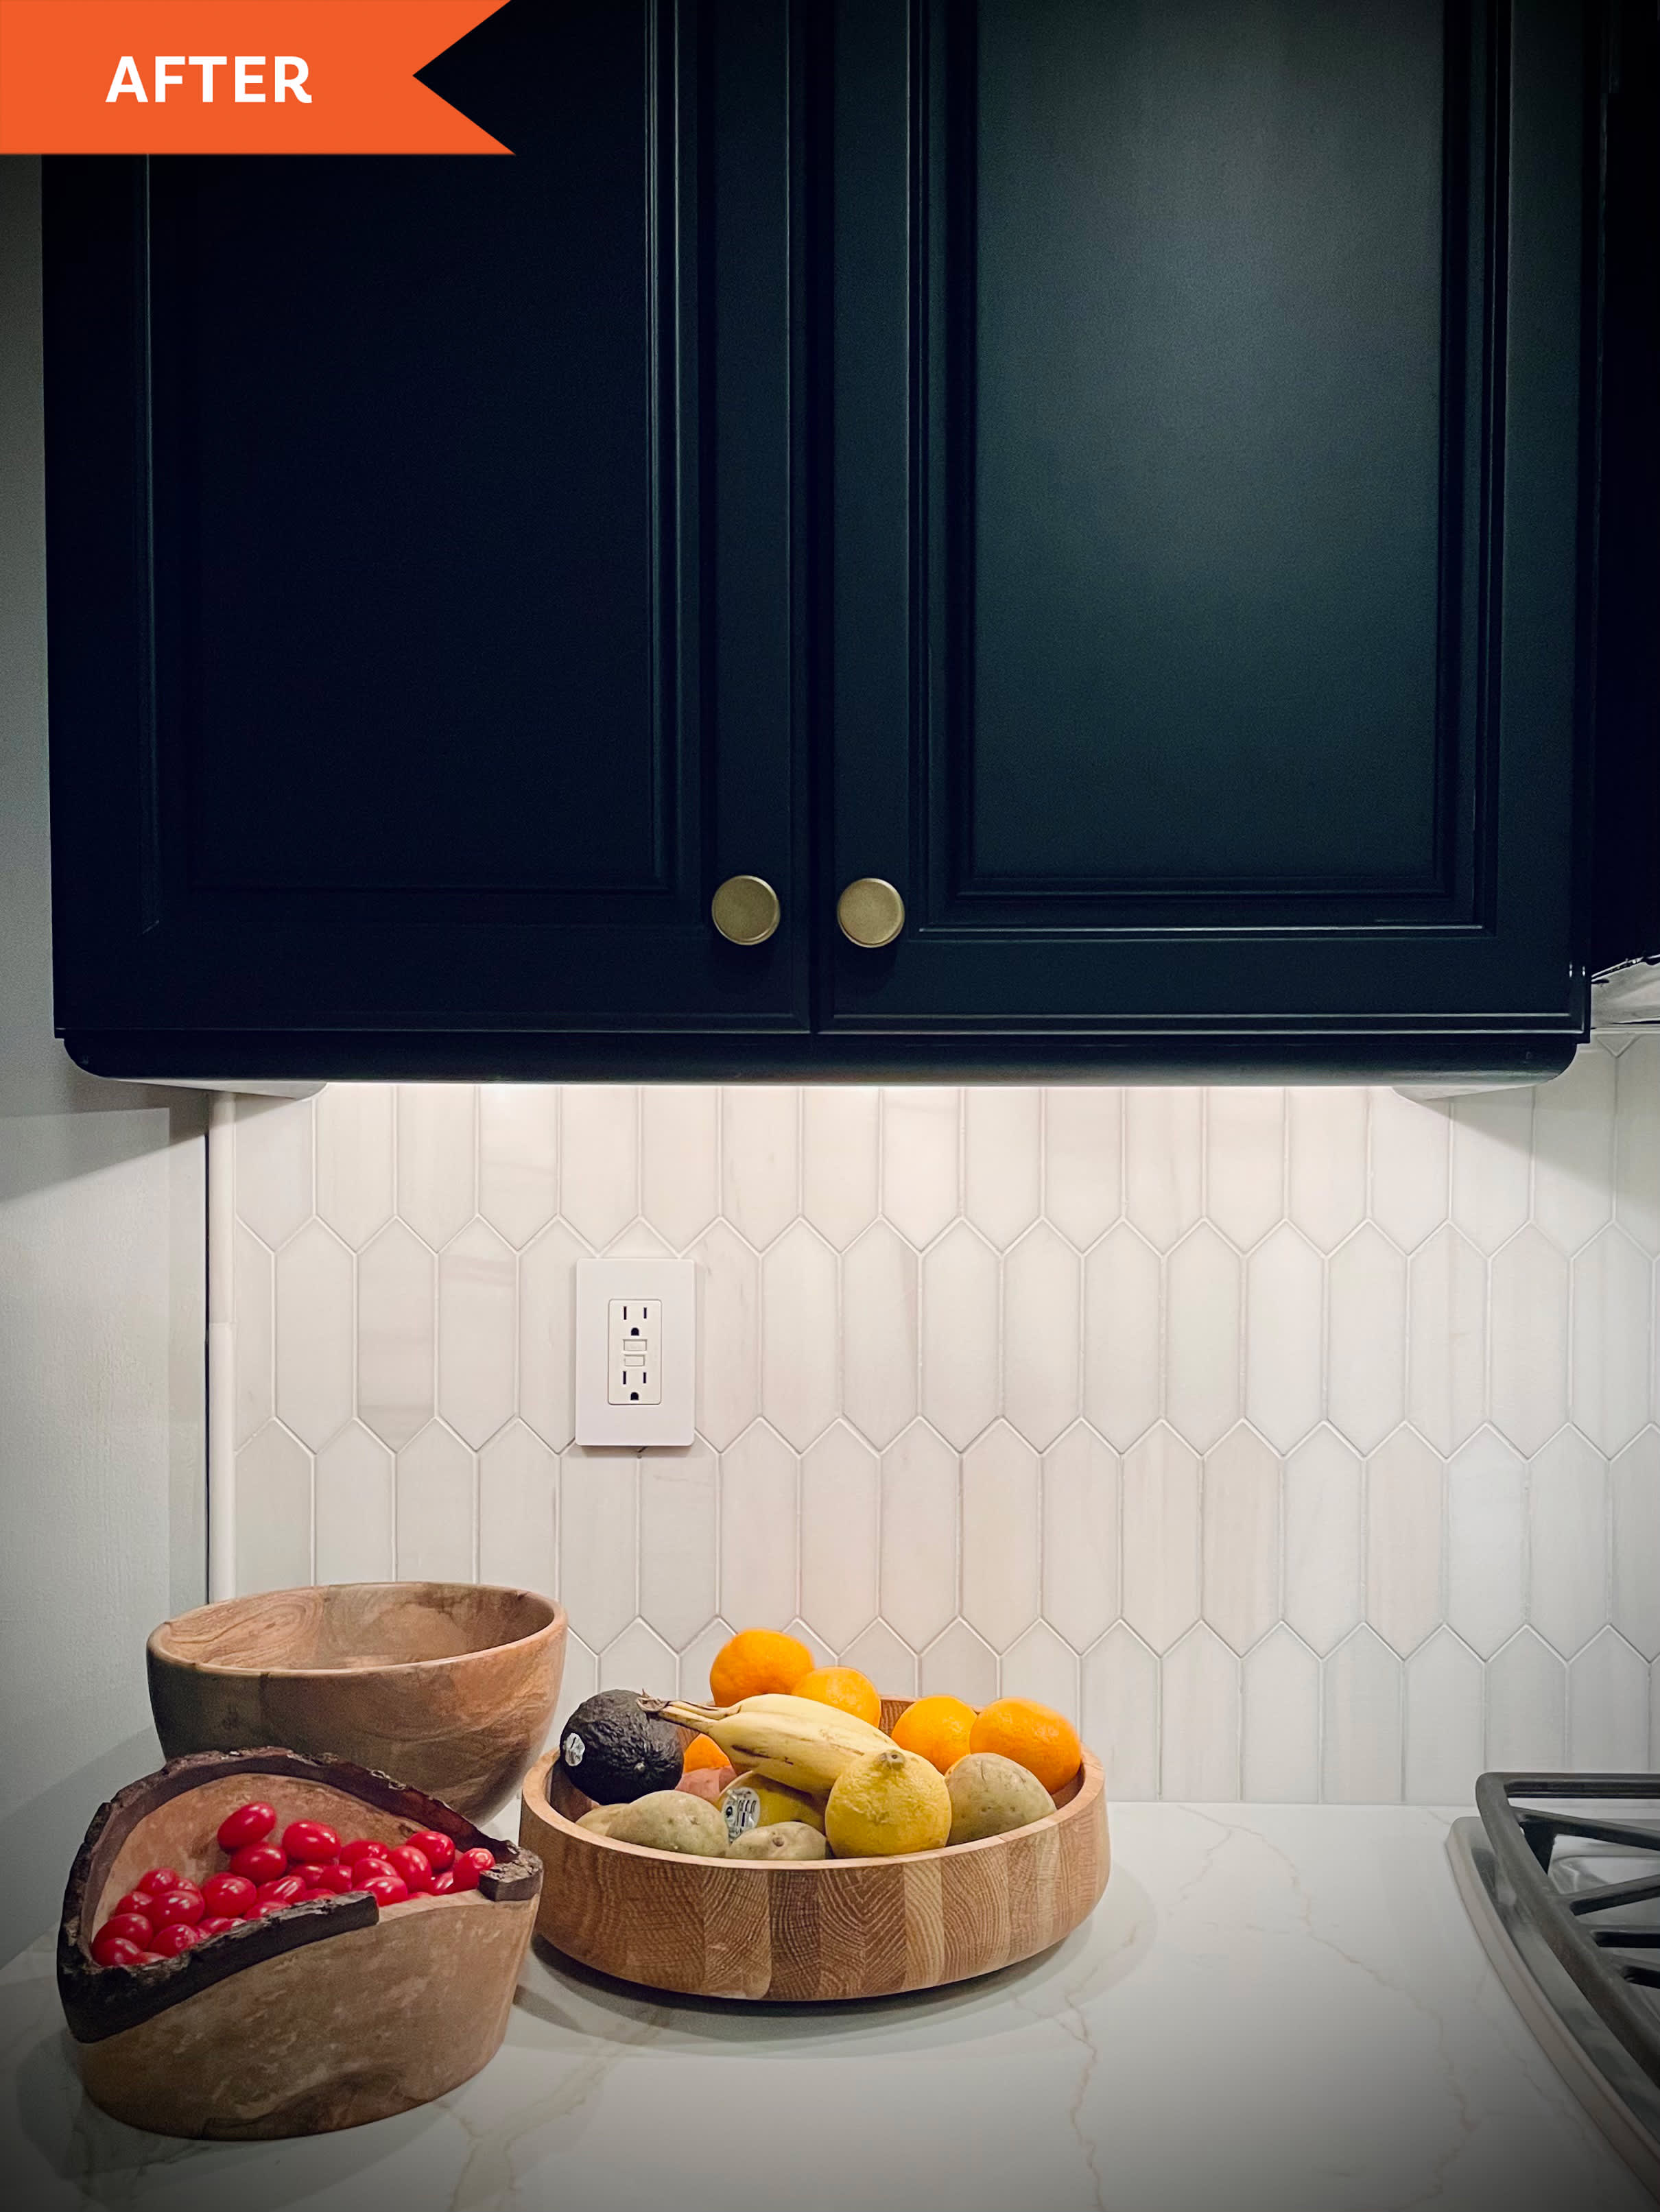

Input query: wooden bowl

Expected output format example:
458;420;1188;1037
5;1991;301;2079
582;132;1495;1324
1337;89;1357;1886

147;1582;565;1819
519;1698;1108;2001
58;1747;541;2139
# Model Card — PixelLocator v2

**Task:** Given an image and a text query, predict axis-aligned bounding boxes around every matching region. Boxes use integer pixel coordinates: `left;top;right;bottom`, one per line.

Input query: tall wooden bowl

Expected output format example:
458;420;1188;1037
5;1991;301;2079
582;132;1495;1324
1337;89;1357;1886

520;1698;1109;2001
147;1583;565;1820
60;1748;541;2138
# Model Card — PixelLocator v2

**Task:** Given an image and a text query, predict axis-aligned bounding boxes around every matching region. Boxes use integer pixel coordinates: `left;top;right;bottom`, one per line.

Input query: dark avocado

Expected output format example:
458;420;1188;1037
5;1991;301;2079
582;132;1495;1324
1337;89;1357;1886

560;1691;685;1805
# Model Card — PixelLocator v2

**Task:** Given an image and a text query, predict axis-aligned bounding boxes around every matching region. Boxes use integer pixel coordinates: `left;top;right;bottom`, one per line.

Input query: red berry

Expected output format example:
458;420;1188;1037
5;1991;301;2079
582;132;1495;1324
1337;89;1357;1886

246;1901;286;1919
305;1863;355;1894
359;1870;410;1907
281;1820;340;1866
338;1838;392;1868
215;1801;276;1853
228;1842;287;1884
202;1872;257;1918
387;1844;433;1893
197;1916;236;1936
99;1912;153;1945
429;1869;456;1896
407;1829;455;1872
449;1847;494;1893
256;1874;309;1907
150;1888;206;1929
151;1923;202;1956
137;1868;181;1896
91;1931;148;1968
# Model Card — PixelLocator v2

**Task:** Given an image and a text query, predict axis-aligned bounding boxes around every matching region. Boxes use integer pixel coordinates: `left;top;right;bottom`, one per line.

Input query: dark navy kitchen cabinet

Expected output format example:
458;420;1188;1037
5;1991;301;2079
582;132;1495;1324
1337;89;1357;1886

44;0;808;1063
44;0;1621;1081
826;0;1596;1071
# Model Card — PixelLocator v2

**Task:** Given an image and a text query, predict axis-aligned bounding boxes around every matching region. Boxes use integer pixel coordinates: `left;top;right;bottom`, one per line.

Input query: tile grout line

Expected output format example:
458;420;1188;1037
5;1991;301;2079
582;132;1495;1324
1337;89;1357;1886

219;1060;1659;1801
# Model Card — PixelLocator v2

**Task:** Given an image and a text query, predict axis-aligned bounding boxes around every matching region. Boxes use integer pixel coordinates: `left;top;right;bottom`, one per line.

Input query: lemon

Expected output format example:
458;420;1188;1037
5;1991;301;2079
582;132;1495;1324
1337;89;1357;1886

823;1746;951;1858
720;1771;827;1846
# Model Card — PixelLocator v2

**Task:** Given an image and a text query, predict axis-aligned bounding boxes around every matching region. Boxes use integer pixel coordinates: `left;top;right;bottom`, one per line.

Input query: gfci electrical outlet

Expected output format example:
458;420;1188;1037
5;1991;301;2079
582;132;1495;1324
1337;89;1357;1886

608;1300;661;1405
575;1259;694;1446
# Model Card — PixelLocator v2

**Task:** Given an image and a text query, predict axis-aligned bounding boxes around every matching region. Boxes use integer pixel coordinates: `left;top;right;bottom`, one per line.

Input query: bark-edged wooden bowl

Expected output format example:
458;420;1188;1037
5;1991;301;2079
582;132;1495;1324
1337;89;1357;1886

520;1698;1108;2001
58;1747;541;2139
147;1582;565;1819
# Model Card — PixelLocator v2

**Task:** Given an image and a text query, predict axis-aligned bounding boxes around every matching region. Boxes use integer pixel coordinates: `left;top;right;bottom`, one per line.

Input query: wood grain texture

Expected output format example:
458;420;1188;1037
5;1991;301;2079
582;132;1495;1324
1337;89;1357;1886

59;1748;540;2139
146;1583;565;1819
81;1888;533;2140
519;1698;1109;2001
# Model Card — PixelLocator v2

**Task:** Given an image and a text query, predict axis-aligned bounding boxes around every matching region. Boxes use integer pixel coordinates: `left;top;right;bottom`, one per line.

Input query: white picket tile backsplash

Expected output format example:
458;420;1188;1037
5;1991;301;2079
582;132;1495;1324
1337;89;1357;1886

315;1082;394;1250
1244;1626;1322;1800
226;1038;1660;1801
316;1423;394;1586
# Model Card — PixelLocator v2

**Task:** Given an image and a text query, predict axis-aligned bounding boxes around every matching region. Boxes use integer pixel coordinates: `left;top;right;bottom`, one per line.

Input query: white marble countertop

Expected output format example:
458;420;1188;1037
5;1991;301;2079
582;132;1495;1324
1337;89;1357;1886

2;1804;1652;2212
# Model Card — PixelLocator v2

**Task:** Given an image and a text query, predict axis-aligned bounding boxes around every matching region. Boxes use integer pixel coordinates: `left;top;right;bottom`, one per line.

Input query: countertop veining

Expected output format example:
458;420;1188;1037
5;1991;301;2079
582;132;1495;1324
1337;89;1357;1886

1;1804;1649;2211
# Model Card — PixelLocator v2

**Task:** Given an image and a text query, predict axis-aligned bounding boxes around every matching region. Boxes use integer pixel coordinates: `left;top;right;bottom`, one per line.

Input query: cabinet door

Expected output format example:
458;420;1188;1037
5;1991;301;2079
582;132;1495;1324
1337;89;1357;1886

828;0;1590;1047
46;0;804;1057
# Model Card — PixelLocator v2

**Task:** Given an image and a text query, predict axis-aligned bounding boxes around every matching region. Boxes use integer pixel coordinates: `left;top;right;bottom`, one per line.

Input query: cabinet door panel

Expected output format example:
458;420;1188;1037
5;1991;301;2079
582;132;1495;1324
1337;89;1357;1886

829;0;1588;1036
157;120;659;897
47;0;804;1036
971;0;1445;892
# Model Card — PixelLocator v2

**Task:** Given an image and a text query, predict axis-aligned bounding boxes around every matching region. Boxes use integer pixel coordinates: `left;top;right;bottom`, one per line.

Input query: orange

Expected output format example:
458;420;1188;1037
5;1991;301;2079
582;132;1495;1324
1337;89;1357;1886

891;1695;976;1773
709;1628;815;1707
680;1733;729;1772
969;1698;1082;1794
792;1667;881;1727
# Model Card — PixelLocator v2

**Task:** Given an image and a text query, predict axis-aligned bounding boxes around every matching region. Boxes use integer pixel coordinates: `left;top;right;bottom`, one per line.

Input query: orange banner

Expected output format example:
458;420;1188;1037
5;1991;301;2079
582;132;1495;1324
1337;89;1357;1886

0;1;512;153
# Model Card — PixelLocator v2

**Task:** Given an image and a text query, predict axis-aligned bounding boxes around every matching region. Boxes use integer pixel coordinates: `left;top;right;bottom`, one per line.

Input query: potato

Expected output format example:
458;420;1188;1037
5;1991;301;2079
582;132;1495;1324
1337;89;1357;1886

576;1802;628;1836
727;1821;828;1863
945;1752;1054;1845
607;1789;728;1857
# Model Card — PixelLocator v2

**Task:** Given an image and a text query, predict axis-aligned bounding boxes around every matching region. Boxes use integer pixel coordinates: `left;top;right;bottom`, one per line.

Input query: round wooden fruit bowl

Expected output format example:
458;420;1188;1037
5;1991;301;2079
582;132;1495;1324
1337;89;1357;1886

58;1747;542;2139
147;1582;565;1820
520;1698;1108;2001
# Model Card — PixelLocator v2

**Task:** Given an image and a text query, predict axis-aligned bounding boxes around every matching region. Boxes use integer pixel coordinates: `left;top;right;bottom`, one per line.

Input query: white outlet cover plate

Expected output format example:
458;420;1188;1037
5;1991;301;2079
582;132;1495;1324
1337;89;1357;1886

574;1258;696;1446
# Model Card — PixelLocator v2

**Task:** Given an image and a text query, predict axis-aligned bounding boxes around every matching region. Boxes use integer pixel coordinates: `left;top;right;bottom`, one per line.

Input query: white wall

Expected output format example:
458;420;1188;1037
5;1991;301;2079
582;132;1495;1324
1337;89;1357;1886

226;1046;1660;1804
0;160;206;1960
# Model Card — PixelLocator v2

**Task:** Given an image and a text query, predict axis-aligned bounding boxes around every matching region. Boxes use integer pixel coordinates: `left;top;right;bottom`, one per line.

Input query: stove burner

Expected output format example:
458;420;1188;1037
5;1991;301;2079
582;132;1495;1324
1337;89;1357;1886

1479;1775;1660;2054
1451;1773;1660;2199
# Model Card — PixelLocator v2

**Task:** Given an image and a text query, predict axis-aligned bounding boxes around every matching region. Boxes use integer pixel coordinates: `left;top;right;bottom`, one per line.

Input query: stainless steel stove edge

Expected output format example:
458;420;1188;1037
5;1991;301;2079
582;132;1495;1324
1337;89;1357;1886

1449;1816;1660;2200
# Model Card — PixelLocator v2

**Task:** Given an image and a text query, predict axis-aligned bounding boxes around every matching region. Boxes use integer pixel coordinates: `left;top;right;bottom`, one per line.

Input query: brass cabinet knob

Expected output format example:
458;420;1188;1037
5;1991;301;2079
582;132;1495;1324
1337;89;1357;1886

836;877;905;949
711;875;781;947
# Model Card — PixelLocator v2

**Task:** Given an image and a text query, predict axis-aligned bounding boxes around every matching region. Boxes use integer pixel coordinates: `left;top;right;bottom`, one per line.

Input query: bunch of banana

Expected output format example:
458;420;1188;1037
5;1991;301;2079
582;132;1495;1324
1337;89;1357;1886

645;1692;891;1794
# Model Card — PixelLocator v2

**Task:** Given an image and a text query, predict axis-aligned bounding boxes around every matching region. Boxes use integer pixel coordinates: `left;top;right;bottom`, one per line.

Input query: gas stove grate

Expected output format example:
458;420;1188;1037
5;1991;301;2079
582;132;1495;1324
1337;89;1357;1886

1478;1774;1660;2060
